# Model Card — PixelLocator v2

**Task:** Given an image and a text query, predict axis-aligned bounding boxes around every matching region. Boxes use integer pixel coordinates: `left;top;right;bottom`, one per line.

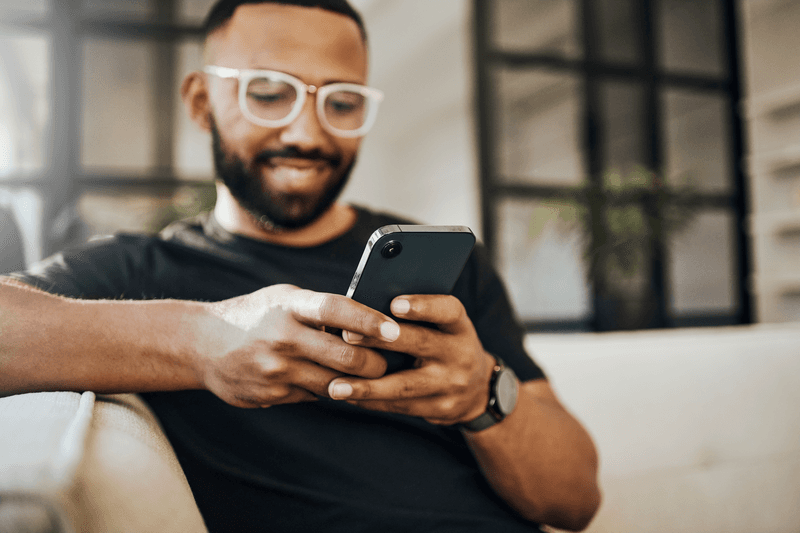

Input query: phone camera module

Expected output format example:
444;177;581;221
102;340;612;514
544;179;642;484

381;240;403;259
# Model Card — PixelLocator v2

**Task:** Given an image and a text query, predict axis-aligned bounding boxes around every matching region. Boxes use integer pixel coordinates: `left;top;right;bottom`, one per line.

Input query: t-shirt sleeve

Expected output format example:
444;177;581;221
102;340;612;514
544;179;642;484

452;243;546;382
7;235;146;300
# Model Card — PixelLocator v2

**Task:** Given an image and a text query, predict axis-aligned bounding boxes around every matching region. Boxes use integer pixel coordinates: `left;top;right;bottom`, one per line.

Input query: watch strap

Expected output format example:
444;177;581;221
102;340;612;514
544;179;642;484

457;356;506;433
459;410;499;432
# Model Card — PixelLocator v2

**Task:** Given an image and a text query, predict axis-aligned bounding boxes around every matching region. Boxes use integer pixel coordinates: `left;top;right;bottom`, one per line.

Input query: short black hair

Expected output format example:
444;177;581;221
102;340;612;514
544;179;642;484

203;0;368;43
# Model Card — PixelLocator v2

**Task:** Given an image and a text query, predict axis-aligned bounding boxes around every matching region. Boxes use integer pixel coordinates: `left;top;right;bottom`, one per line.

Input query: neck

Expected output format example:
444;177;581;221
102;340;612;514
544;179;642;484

212;183;356;247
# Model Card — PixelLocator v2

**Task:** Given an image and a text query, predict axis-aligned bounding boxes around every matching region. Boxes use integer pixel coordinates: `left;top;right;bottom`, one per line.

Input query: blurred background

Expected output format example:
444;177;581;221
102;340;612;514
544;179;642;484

0;0;798;333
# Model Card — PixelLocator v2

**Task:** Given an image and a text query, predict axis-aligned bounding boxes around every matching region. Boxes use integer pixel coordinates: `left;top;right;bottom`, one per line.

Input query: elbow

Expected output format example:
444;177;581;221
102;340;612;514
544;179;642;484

556;484;602;531
516;472;602;531
519;484;601;532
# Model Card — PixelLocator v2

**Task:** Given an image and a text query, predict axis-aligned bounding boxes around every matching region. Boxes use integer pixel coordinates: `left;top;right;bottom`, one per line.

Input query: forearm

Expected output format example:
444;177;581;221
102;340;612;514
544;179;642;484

0;277;205;396
463;379;601;531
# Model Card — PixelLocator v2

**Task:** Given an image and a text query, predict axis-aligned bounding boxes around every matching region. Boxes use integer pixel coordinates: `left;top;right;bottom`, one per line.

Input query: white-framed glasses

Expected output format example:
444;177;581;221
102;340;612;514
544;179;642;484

203;65;384;138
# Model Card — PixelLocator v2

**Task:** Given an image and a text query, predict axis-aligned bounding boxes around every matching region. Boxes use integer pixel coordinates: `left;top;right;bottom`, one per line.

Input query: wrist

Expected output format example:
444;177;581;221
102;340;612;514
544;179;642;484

463;352;497;422
458;355;519;433
184;300;225;390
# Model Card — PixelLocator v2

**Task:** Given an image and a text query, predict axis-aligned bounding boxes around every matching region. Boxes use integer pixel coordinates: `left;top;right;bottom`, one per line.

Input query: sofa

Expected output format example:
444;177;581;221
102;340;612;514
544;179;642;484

1;322;798;532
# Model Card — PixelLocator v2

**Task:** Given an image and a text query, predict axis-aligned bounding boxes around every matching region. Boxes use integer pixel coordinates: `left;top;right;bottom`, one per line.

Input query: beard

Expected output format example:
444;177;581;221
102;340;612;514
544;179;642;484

210;118;356;231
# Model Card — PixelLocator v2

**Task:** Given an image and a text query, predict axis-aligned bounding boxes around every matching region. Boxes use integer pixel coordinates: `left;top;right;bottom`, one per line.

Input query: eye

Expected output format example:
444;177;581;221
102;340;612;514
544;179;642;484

247;92;290;104
326;92;365;115
246;79;296;105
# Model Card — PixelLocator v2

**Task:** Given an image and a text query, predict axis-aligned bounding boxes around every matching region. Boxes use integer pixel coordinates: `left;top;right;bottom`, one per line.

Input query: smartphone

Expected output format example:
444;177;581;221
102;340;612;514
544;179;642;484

346;224;476;372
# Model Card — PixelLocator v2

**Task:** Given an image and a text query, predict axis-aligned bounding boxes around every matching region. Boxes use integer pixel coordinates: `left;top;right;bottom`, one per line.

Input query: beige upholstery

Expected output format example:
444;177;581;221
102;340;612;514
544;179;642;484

2;323;798;532
0;392;207;533
529;323;800;533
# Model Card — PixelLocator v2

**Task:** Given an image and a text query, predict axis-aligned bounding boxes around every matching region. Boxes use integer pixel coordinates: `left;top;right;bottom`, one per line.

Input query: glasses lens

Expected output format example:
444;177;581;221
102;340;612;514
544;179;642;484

245;76;298;122
323;90;369;132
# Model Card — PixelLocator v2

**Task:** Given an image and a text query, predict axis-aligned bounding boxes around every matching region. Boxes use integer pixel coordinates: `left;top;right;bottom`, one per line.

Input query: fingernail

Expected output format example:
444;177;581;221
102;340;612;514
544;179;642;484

380;321;400;341
392;299;411;315
343;331;364;343
331;382;353;399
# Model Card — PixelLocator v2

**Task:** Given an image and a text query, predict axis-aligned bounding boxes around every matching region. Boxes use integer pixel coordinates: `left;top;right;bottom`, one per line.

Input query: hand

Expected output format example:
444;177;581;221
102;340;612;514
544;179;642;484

194;284;400;408
327;295;495;425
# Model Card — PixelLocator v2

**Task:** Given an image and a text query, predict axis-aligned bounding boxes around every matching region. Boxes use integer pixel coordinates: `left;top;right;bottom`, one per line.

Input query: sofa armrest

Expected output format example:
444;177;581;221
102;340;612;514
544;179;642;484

0;391;207;533
528;323;800;533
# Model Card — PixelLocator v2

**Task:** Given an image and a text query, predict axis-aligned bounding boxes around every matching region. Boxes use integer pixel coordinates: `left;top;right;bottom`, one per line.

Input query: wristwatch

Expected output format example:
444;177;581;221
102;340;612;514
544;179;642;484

458;356;519;432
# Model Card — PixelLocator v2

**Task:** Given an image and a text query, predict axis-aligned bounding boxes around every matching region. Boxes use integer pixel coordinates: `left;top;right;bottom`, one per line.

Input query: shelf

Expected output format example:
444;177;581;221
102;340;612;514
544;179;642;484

748;145;800;175
746;81;800;118
751;272;800;296
748;208;800;234
743;0;799;18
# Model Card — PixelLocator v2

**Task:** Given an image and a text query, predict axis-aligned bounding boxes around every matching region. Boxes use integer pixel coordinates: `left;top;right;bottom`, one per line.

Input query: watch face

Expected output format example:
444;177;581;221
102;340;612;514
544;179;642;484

495;368;519;415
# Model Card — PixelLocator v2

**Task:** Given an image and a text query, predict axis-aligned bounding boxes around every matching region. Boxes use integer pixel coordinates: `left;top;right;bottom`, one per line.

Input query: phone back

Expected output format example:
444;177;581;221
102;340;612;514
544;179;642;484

347;225;476;318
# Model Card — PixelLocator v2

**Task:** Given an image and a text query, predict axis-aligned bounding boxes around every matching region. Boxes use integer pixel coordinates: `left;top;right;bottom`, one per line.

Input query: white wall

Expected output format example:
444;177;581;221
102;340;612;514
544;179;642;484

342;0;482;237
740;0;800;323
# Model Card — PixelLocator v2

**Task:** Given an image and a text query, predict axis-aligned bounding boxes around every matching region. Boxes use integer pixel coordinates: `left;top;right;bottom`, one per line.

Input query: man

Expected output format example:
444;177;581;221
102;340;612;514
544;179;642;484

0;1;600;531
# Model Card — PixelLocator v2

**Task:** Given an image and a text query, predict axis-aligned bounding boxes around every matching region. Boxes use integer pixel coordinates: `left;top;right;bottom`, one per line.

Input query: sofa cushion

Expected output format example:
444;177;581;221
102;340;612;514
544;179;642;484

0;391;207;533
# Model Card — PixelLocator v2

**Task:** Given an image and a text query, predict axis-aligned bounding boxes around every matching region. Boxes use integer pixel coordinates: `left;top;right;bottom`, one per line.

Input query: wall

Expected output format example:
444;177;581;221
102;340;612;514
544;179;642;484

741;0;800;323
342;0;482;236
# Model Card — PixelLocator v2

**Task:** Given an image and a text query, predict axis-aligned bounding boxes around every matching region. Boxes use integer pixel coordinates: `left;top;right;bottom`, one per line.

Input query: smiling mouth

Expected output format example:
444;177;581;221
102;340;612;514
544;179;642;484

267;157;330;170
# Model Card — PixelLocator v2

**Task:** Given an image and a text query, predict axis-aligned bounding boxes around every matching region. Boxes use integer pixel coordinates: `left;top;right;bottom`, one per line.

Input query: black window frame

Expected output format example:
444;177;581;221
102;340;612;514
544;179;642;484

473;0;752;332
0;0;214;259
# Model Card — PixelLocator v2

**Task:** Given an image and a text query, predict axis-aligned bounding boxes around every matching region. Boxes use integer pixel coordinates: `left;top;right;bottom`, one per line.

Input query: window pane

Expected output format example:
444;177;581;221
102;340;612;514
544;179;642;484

492;0;582;58
495;198;591;322
81;0;153;20
590;0;643;64
0;187;43;266
0;32;49;177
0;0;49;17
81;38;157;174
658;0;726;76
662;89;732;193
77;186;215;236
495;69;585;186
177;0;216;24
668;210;737;316
600;80;647;176
174;40;213;178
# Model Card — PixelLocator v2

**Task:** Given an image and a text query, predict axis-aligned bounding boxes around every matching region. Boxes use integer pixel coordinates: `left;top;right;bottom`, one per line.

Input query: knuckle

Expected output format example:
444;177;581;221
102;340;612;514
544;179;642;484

266;337;296;356
446;295;465;319
314;292;335;321
266;384;292;400
335;343;365;371
257;356;291;379
352;310;373;335
451;372;471;392
399;381;417;399
439;397;458;415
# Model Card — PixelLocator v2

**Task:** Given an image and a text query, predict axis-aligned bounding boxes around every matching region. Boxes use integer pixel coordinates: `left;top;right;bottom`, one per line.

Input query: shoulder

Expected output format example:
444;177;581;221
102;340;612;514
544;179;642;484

350;204;419;228
10;232;158;298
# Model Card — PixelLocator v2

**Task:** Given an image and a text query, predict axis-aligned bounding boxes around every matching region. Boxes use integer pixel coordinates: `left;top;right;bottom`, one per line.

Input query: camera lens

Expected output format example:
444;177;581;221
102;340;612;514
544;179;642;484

381;240;403;259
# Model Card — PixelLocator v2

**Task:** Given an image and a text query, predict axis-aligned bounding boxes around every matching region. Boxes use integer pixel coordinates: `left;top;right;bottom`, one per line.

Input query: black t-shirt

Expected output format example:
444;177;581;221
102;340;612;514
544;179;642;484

13;207;545;533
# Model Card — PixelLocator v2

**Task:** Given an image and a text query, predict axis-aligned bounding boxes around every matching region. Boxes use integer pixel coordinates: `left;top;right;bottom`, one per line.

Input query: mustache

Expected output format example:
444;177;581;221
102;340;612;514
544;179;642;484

254;147;341;167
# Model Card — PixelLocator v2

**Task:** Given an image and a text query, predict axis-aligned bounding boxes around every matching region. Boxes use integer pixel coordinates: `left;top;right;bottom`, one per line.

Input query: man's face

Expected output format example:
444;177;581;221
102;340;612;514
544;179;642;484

204;4;368;230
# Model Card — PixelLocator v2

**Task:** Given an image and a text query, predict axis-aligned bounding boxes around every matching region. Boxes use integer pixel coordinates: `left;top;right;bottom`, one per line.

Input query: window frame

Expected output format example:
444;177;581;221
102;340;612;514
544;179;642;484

0;0;214;260
473;0;752;332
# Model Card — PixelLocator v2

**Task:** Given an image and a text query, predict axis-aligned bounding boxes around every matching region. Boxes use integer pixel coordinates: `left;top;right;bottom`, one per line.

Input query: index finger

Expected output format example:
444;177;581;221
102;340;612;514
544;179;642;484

291;290;401;342
390;294;469;334
328;370;441;401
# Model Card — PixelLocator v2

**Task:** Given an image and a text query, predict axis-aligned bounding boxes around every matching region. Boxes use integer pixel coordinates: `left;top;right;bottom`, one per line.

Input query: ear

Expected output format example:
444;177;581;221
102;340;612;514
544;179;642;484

181;71;212;133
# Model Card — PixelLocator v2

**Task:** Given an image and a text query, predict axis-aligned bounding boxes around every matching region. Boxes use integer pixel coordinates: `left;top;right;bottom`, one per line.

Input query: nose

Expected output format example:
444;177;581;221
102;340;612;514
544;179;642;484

278;91;332;150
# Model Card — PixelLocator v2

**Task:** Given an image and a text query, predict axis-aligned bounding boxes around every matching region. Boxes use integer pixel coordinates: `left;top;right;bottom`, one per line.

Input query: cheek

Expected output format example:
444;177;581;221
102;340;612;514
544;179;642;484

217;111;279;158
337;138;361;163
